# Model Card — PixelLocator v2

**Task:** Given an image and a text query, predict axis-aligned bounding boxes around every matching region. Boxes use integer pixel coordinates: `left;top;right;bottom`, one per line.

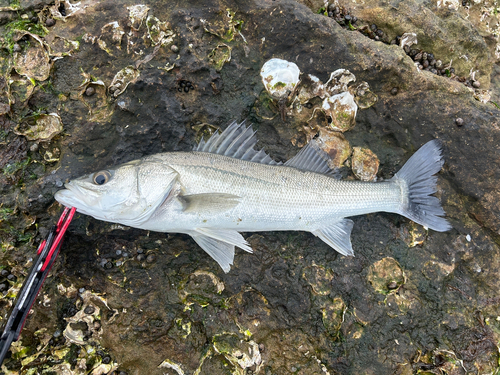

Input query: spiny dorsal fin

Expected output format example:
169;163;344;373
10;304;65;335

194;121;281;165
284;140;337;176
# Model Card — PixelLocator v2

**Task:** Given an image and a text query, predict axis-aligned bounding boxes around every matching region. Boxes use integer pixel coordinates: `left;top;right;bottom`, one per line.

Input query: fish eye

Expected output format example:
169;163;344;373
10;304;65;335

92;170;111;185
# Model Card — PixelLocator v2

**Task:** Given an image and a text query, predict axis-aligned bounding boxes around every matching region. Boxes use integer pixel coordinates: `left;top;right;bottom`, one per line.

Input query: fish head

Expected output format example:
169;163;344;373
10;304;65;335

55;158;178;226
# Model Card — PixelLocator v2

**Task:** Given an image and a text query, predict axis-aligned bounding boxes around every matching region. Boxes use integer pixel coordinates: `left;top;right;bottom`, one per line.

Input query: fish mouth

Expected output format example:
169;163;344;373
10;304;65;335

54;183;93;215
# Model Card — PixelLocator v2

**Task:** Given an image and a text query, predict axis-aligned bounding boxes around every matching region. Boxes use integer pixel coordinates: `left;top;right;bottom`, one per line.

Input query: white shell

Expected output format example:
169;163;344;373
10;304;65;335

324;69;356;95
260;58;301;99
322;92;358;132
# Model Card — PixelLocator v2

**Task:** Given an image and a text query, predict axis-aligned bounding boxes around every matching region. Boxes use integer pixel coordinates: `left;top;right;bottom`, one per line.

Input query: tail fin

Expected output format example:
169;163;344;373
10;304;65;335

392;140;451;232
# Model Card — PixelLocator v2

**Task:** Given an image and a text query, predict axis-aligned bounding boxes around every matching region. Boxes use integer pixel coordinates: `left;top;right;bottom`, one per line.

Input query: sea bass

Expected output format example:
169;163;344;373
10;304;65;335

55;121;451;272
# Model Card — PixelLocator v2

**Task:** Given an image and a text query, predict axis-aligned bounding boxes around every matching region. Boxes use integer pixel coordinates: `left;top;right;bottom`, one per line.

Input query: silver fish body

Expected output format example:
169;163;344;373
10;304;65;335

143;152;402;232
55;121;450;271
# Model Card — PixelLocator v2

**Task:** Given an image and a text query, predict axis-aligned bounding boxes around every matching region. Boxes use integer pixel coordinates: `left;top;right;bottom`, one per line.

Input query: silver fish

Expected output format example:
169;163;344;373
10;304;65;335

55;121;451;272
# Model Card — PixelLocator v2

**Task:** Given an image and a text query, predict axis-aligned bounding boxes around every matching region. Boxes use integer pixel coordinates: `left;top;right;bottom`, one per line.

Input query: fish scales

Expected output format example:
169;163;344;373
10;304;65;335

147;151;402;232
55;121;451;272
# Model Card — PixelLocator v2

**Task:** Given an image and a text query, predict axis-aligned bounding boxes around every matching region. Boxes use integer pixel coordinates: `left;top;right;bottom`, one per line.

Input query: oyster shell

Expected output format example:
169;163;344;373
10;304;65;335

260;58;301;100
322;91;358;132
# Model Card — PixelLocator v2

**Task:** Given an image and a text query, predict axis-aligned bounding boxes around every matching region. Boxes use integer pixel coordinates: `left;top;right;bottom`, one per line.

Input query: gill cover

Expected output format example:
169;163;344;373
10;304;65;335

56;158;178;227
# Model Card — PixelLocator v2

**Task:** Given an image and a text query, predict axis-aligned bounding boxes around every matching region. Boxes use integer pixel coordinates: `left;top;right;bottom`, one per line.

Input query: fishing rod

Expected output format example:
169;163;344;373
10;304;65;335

0;206;76;366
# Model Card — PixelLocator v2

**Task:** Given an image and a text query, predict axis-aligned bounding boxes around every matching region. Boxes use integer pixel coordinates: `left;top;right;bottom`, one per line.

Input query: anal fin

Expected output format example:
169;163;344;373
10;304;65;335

312;219;354;256
188;228;253;272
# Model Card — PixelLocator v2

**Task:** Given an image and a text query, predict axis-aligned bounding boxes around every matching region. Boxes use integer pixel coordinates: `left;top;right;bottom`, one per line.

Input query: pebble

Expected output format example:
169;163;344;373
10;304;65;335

455;118;464;126
170;45;179;53
84;305;95;314
0;283;6;291
387;281;398;290
13;43;21;53
105;261;113;269
390;87;398;95
55;179;63;188
137;254;146;262
472;81;480;88
45;18;56;27
1;269;9;277
116;250;122;256
53;330;62;338
7;274;16;282
30;143;39;152
79;287;86;293
146;254;156;263
422;60;429;68
85;86;96;96
435;60;443;69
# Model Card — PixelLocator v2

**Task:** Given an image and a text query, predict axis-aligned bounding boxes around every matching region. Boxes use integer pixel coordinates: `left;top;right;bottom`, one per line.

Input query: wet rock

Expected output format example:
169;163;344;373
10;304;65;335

339;0;492;87
0;0;500;374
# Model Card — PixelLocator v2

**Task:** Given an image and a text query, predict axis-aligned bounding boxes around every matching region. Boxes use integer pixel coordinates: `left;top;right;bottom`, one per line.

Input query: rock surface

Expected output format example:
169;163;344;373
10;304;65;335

0;0;499;374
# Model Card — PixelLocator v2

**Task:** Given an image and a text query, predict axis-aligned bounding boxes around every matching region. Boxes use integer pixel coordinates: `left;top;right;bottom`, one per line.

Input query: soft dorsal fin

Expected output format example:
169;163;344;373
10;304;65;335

284;140;337;176
194;121;281;165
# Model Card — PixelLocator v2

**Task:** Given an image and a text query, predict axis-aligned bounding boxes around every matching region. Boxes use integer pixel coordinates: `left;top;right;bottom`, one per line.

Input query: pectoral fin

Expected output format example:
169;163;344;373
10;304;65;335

189;228;253;272
312;219;354;256
181;193;241;214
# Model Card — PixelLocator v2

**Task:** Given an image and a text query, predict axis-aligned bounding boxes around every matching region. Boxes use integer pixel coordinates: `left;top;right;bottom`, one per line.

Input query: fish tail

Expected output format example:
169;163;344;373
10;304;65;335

392;140;451;232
